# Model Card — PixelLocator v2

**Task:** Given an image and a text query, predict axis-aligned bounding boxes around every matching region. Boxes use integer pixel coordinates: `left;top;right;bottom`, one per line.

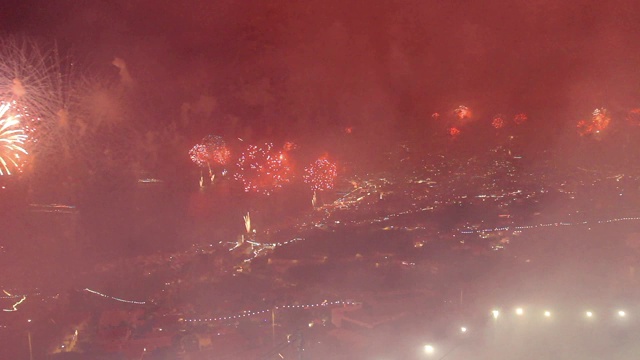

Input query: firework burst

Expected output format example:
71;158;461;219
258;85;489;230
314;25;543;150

448;127;461;137
627;108;640;126
513;113;528;125
454;105;471;120
303;157;337;192
0;37;75;138
578;108;611;136
0;102;28;175
203;135;231;166
491;114;505;129
234;143;292;195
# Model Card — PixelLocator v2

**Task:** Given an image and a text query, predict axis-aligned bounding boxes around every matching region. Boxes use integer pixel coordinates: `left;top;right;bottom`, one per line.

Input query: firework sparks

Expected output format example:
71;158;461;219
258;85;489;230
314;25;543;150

578;108;611;136
0;102;28;175
202;135;230;166
189;135;230;184
189;143;209;168
303;157;338;192
491;115;505;129
244;212;251;233
627;108;640;126
234;143;292;195
0;37;75;150
454;105;471;120
513;113;528;125
283;141;298;151
189;135;230;167
448;127;461;137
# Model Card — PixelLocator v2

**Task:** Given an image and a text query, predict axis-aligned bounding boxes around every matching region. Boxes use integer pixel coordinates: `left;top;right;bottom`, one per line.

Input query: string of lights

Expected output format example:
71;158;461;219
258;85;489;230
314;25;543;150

2;295;26;312
459;216;640;234
182;300;357;323
83;288;146;305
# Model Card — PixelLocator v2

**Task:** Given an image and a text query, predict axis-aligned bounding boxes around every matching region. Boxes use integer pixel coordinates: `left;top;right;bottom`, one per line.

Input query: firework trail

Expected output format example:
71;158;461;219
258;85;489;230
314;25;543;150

190;135;230;184
304;157;338;207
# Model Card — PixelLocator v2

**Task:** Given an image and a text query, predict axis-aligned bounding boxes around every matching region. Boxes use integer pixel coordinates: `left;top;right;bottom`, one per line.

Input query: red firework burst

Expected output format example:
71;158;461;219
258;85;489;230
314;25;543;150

454;105;471;120
303;157;337;192
448;127;461;137
513;113;528;125
491;115;505;129
234;143;292;195
189;143;209;168
189;135;230;168
578;108;610;136
628;108;640;126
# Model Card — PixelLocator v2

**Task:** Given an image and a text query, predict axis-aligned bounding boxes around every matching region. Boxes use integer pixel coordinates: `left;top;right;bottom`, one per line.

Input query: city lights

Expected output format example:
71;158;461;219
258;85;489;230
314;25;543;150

515;307;524;316
424;344;435;355
492;310;500;319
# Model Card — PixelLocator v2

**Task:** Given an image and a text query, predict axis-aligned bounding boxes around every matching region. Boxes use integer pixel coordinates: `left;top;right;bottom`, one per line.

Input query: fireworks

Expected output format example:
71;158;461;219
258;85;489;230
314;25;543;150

627;109;640;126
202;135;231;166
491;115;505;129
189;143;209;168
189;135;230;167
0;37;75;142
454;105;471;120
513;113;528;125
0;102;28;175
283;141;298;151
448;127;461;137
244;212;251;233
234;143;292;195
591;108;610;131
578;108;611;136
303;157;338;192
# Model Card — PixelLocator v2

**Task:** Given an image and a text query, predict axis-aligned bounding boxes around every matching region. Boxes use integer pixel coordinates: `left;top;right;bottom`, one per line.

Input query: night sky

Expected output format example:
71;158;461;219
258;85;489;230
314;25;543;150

3;0;640;137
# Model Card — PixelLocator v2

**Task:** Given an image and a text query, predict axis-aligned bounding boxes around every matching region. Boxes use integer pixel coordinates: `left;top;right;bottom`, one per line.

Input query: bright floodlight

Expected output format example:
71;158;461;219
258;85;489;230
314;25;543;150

460;326;467;333
618;310;626;317
585;311;593;318
515;307;524;316
424;344;435;355
492;310;500;319
544;310;551;318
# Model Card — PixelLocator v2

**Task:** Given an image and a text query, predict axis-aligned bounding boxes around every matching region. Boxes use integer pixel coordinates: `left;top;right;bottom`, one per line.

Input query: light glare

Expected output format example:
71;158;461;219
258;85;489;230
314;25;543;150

424;344;435;354
492;310;500;319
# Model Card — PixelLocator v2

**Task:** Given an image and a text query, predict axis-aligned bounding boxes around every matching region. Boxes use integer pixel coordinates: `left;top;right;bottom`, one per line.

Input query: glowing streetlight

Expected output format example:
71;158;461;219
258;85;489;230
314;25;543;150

585;311;594;318
460;326;467;333
618;310;626;318
544;310;551;318
424;344;435;355
492;310;500;319
515;307;524;316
